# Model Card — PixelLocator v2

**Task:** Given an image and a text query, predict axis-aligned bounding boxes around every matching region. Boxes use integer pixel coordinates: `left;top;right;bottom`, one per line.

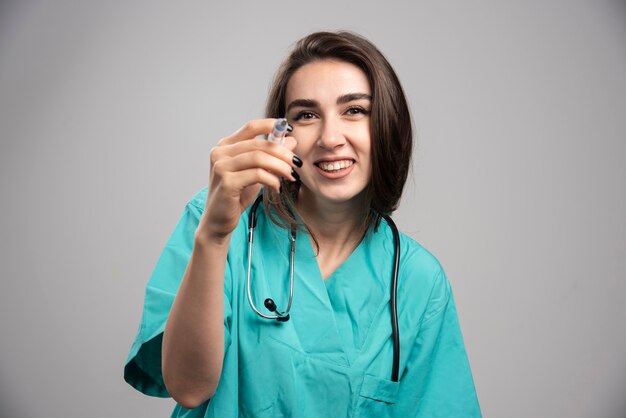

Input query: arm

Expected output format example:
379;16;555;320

161;231;231;408
161;119;299;408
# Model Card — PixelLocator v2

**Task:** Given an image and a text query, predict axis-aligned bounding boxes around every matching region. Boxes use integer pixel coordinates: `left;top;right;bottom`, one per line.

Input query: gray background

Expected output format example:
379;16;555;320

1;0;625;417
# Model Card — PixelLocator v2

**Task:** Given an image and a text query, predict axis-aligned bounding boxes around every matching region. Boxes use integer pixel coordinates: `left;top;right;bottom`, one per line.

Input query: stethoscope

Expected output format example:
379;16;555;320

246;194;402;382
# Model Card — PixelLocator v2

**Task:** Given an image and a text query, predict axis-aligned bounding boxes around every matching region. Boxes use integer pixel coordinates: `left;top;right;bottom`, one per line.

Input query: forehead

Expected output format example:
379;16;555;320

285;60;370;101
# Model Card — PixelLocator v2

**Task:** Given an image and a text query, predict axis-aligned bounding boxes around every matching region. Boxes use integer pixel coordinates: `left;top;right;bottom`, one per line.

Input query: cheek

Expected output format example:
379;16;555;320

358;132;372;158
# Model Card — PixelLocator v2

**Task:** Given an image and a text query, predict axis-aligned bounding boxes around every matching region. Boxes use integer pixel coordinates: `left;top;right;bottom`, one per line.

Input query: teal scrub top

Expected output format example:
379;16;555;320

124;188;481;417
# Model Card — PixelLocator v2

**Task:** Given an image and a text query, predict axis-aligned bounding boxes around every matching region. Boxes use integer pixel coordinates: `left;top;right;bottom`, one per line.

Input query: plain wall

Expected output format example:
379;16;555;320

1;0;625;417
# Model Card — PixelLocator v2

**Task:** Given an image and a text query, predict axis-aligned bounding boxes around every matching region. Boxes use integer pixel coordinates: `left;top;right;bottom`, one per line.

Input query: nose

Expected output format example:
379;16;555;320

316;117;346;150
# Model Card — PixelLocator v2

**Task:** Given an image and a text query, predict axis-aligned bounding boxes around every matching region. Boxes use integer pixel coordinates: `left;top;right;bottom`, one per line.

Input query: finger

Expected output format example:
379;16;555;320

215;150;297;182
212;137;300;168
221;167;282;195
283;136;298;152
219;119;277;146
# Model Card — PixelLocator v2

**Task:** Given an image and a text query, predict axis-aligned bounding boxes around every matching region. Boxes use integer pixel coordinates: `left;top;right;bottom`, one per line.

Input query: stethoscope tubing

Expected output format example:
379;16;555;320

384;213;401;382
246;195;295;320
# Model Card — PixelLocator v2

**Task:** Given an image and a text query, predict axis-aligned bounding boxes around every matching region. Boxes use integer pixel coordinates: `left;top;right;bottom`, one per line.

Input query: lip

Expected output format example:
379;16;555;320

313;158;355;179
313;156;355;164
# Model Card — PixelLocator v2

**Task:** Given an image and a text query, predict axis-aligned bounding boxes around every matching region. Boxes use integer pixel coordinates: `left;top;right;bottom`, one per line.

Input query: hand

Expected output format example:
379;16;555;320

199;119;299;240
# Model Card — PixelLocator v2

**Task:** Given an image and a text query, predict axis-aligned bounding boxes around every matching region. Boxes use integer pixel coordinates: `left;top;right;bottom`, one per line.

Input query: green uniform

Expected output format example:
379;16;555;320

125;188;481;417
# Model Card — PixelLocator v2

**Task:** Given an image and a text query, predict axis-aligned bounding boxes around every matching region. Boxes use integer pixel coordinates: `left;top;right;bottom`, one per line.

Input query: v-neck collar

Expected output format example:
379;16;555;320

254;209;391;368
288;228;352;366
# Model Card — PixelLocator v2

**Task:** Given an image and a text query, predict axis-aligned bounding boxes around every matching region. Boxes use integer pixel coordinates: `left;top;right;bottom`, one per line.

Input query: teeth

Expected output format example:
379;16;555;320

318;160;353;171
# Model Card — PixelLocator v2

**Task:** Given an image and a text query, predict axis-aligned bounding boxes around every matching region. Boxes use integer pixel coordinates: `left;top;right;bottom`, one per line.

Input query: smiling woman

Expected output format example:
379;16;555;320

287;60;373;214
124;31;481;417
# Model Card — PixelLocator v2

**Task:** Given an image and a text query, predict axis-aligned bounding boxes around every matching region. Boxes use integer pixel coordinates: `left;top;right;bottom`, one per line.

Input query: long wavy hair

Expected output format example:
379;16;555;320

263;31;413;235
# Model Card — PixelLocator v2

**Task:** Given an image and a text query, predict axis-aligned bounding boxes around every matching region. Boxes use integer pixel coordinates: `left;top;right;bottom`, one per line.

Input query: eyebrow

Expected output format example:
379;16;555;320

337;93;371;105
286;93;372;112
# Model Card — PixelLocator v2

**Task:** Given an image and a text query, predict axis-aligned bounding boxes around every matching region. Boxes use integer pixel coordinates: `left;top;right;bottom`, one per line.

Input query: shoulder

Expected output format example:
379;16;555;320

398;233;445;283
187;186;208;210
185;186;252;250
375;219;444;282
396;231;452;322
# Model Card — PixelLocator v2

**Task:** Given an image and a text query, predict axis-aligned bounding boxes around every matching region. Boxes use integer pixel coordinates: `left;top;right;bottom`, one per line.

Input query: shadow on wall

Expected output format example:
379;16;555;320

610;0;626;19
615;399;626;418
0;392;24;418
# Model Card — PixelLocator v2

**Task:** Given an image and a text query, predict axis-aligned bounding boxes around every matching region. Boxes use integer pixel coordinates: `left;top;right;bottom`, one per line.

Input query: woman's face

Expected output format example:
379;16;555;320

285;60;372;208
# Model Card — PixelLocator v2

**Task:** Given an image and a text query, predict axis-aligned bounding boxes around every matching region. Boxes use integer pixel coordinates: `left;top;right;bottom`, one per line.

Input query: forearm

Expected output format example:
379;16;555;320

162;228;230;408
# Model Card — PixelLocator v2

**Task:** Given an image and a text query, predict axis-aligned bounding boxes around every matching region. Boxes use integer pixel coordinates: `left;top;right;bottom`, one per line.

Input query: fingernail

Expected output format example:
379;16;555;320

291;169;300;182
287;123;293;132
292;155;303;167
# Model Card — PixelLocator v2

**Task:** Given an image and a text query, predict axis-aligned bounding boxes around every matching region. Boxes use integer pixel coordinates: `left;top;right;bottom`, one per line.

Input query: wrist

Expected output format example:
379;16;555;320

194;225;232;249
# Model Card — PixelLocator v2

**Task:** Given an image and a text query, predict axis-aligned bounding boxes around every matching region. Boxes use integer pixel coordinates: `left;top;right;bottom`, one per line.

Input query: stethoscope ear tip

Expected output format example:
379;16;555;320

277;314;290;322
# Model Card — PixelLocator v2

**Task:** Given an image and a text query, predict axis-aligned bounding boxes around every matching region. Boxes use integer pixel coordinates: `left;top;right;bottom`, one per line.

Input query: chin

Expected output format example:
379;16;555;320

318;189;368;206
299;182;369;207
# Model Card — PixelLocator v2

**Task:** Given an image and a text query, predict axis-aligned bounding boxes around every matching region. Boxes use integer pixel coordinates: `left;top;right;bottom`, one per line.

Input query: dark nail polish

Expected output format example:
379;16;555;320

287;123;293;132
291;169;300;182
292;155;303;167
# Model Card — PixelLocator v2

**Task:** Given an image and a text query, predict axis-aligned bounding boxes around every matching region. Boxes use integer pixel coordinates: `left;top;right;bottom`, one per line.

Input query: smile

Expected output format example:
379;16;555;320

315;159;354;172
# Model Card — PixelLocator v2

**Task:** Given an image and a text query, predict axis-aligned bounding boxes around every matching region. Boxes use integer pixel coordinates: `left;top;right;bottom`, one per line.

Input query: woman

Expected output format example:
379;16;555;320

124;31;481;417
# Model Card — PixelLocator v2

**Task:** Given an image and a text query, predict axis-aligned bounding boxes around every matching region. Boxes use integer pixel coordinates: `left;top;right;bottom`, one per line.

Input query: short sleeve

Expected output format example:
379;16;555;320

123;188;233;397
399;270;482;417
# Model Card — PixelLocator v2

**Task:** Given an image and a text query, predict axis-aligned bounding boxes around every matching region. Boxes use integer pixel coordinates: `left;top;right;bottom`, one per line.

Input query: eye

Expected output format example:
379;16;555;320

344;106;370;117
291;110;318;122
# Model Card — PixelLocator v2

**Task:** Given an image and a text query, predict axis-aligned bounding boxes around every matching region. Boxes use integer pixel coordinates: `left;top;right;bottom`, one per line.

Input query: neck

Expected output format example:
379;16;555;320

295;189;369;253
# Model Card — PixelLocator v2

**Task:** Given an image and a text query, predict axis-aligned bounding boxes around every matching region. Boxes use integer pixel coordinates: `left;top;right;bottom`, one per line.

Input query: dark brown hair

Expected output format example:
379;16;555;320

263;31;413;233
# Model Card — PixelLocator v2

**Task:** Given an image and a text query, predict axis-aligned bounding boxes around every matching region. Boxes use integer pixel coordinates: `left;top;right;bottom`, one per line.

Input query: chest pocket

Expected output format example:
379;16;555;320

354;374;400;417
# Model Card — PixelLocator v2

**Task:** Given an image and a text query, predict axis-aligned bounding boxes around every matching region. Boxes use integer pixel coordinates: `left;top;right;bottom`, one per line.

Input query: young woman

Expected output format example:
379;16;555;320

124;31;481;417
